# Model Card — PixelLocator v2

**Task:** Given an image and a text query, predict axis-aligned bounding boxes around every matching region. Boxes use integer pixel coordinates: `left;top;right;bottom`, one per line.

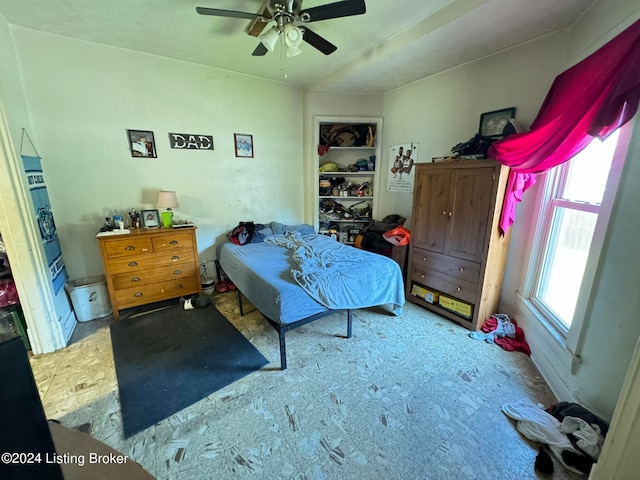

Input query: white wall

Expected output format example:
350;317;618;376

380;30;569;221
12;27;305;280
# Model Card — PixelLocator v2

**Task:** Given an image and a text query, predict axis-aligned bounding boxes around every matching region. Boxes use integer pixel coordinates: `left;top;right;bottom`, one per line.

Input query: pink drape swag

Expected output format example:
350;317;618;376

488;18;640;234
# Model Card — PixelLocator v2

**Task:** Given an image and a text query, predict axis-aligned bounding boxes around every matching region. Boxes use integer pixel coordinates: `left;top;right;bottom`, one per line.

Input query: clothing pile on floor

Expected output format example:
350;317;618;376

502;398;609;475
469;313;531;355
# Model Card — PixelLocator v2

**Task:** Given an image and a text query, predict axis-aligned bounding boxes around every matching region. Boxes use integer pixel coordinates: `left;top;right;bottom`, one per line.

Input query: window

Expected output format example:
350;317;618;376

530;131;620;333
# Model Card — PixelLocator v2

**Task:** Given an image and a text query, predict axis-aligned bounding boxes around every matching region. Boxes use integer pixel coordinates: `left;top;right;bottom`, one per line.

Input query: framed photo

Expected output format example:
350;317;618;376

234;133;253;158
141;209;160;228
127;129;157;158
479;108;516;139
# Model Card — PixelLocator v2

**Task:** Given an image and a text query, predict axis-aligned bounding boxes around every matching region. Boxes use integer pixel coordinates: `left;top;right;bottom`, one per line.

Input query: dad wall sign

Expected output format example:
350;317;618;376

168;133;214;150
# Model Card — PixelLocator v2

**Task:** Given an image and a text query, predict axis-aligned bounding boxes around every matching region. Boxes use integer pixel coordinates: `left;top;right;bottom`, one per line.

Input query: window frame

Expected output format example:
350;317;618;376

522;121;633;349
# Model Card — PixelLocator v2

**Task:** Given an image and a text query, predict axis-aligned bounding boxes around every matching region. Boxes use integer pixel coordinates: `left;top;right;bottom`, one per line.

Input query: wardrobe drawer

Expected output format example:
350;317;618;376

411;248;480;284
107;250;193;274
410;266;478;304
152;232;194;252
114;276;200;309
103;237;153;258
111;262;196;290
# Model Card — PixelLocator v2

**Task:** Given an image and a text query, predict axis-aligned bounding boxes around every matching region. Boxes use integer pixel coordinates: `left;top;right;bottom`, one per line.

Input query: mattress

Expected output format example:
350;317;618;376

218;241;329;324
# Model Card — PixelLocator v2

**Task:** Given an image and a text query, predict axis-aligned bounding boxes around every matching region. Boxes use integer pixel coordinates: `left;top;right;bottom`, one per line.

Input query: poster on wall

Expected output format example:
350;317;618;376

387;143;419;193
22;155;68;294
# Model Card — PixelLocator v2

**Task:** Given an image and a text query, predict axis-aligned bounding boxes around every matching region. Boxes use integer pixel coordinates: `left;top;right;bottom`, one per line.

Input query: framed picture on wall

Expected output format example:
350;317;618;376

478;108;516;139
127;130;157;158
141;209;160;228
234;133;254;158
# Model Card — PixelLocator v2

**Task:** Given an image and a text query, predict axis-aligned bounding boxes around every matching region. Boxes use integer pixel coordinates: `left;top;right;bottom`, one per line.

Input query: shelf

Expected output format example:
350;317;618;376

318;170;376;177
319;196;373;200
320;219;369;223
315;116;382;233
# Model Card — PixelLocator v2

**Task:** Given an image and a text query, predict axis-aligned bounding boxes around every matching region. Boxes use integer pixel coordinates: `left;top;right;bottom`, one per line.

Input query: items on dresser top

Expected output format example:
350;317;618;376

96;227;202;320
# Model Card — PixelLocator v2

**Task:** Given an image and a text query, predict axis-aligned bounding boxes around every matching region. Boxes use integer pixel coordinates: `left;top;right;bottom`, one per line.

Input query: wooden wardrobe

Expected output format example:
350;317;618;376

406;159;511;330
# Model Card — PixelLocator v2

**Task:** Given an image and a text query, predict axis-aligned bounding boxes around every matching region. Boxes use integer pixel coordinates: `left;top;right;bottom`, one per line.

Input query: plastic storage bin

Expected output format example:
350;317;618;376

65;275;112;322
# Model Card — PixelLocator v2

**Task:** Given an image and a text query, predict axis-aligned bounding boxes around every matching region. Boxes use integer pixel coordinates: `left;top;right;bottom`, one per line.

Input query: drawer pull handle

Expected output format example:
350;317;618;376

171;255;180;261
422;257;426;262
125;245;135;251
131;277;140;282
169;240;178;245
456;286;461;291
128;261;138;267
133;292;143;297
173;270;182;275
420;274;425;279
448;211;453;217
441;211;447;216
459;267;464;272
175;284;184;289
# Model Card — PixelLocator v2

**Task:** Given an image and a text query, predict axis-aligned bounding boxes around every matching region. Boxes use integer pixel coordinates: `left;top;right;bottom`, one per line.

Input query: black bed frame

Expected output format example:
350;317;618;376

236;290;352;370
216;261;352;369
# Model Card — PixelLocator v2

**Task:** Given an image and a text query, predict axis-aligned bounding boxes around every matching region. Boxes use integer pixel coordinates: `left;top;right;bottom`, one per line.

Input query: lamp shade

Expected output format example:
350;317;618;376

157;191;179;209
260;26;279;52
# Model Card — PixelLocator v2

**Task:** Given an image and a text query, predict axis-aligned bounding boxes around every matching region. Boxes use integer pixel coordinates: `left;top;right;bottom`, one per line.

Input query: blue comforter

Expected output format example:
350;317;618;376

265;233;404;315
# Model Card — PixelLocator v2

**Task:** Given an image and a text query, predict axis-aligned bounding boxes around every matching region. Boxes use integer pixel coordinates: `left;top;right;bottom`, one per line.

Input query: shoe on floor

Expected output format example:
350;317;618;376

215;280;228;293
225;279;237;291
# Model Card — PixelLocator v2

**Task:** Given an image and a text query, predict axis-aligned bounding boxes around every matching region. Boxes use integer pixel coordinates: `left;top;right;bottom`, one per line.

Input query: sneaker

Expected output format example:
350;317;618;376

215;280;228;293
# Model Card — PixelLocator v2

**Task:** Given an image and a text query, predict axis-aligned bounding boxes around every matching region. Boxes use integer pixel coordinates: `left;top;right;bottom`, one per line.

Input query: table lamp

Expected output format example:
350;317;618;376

157;190;179;227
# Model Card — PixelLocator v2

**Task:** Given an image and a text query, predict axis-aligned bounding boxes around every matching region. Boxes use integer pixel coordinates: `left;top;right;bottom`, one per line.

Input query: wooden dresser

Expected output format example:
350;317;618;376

406;159;511;330
97;227;202;320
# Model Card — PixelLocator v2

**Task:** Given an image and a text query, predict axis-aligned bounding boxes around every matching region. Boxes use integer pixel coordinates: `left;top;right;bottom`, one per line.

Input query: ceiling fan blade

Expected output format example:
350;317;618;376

196;7;259;20
252;43;269;56
302;27;337;55
300;0;366;22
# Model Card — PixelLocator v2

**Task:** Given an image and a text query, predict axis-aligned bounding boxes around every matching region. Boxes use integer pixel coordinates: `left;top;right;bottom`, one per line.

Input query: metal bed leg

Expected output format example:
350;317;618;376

278;330;287;370
346;309;352;338
237;289;244;316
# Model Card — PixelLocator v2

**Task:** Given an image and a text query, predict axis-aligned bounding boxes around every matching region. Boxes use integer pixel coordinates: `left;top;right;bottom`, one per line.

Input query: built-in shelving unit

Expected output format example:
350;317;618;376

314;117;383;244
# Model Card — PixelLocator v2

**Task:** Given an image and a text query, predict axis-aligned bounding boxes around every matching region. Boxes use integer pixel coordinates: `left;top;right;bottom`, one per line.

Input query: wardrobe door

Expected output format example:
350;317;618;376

446;167;495;263
411;167;450;253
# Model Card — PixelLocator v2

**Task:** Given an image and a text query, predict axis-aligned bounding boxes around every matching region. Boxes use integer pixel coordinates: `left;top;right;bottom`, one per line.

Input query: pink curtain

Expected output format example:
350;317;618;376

488;18;640;234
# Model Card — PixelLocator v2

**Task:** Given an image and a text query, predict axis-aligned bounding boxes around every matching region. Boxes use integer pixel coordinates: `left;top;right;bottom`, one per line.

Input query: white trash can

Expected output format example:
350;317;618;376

65;275;112;322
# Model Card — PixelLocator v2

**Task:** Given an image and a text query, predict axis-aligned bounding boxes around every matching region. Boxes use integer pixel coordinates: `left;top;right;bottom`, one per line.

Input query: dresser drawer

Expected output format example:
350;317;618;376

103;237;153;258
152;232;194;252
410;249;479;304
107;250;194;274
111;262;196;290
411;248;480;284
114;276;200;309
410;268;477;303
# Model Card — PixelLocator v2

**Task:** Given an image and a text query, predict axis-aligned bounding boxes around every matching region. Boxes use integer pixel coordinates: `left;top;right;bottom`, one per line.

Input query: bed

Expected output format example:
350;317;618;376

216;222;405;369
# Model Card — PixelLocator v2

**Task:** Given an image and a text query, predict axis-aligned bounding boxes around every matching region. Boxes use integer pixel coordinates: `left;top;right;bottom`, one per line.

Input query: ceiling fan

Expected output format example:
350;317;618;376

196;0;366;57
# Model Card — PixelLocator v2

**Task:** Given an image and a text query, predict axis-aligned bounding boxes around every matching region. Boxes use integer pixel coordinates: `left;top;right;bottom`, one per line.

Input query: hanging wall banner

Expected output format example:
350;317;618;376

387;143;418;193
22;155;68;294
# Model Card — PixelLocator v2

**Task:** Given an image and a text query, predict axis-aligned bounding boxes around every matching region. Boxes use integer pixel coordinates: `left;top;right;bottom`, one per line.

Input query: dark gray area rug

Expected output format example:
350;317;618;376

110;302;268;438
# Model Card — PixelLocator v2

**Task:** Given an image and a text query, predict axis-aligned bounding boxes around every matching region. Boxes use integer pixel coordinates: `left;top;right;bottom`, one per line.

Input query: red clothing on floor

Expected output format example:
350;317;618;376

481;316;531;355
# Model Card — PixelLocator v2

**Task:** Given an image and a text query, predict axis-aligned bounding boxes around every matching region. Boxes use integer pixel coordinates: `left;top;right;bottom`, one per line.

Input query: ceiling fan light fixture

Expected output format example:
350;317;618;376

260;26;279;52
286;44;302;57
284;24;303;47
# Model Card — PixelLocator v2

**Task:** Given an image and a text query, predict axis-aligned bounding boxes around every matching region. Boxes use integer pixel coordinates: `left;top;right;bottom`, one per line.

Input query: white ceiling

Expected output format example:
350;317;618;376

0;0;595;93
